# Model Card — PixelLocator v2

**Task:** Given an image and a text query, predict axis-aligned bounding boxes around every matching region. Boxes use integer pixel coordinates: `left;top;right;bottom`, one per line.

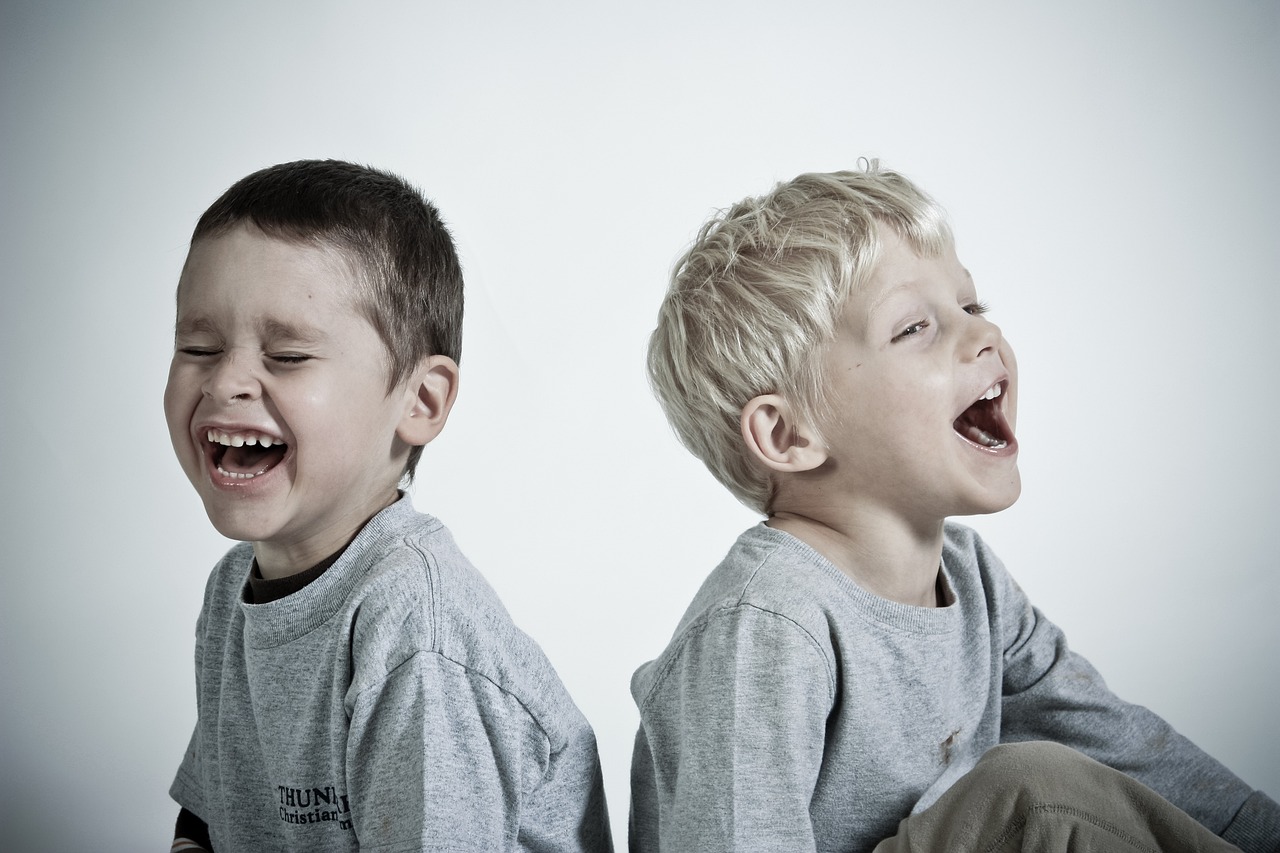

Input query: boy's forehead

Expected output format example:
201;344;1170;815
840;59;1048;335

864;264;974;310
175;225;364;311
864;239;969;300
834;240;971;337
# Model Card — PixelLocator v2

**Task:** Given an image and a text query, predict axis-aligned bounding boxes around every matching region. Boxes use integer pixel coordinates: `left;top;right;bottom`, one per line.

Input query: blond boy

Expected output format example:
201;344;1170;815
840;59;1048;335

630;164;1277;852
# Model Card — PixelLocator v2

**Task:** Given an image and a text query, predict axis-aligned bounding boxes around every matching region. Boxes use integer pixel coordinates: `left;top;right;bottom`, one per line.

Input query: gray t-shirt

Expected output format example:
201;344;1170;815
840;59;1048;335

172;495;612;852
629;521;1268;853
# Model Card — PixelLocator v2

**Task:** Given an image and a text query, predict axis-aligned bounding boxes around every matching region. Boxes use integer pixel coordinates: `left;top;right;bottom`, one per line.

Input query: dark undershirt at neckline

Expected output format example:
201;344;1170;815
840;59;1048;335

245;552;343;605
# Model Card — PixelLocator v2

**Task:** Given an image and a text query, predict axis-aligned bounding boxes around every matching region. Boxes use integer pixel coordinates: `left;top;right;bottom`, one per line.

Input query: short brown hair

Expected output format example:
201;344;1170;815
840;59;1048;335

190;159;464;480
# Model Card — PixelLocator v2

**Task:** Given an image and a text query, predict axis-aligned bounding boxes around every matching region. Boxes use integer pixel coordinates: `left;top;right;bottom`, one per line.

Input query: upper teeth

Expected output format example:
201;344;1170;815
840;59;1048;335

981;384;1002;401
206;429;277;448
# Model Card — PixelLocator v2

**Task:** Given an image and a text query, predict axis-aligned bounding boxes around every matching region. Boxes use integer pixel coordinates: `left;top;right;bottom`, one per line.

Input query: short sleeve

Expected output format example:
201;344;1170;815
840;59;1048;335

170;589;211;820
630;604;833;853
345;650;547;851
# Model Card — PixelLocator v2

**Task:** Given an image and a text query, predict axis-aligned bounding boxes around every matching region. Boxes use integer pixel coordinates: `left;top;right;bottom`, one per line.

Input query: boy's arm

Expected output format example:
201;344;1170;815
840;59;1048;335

346;648;605;851
630;604;831;853
987;545;1280;852
172;807;212;852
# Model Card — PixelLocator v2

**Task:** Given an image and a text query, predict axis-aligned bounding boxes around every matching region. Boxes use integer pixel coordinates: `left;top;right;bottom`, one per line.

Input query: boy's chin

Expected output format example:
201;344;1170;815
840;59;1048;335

203;513;262;544
959;475;1022;517
992;476;1022;511
196;498;280;545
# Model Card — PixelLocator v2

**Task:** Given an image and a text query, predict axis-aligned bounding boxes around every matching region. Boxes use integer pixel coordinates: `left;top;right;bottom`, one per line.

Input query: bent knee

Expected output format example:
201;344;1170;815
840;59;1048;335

969;742;1098;798
980;741;1086;774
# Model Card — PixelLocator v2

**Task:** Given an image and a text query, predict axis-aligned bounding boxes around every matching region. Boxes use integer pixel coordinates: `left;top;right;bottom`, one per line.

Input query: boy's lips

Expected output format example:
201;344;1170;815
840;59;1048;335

199;425;290;485
953;380;1017;453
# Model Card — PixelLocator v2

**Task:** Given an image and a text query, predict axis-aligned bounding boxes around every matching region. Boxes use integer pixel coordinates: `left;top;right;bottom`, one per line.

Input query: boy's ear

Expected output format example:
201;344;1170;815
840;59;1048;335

396;355;460;447
740;394;827;473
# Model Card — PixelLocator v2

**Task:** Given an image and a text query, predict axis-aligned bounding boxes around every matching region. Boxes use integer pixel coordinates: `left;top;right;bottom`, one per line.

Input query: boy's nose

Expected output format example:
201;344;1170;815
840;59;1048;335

964;313;1004;361
202;352;261;402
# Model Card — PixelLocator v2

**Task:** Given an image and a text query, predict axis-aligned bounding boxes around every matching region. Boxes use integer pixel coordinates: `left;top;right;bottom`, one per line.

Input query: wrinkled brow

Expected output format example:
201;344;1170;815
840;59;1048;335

173;317;218;339
259;318;326;344
172;317;328;343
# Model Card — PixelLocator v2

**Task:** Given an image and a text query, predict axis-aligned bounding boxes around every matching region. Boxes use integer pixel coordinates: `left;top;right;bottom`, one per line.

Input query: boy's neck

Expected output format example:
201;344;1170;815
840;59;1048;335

766;508;947;607
252;490;401;580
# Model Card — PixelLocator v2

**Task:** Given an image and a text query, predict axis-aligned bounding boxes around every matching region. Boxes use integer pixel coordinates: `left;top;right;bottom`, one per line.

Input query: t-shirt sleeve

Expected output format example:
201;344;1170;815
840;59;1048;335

170;724;206;820
171;590;210;821
630;604;832;853
344;649;551;851
986;542;1264;842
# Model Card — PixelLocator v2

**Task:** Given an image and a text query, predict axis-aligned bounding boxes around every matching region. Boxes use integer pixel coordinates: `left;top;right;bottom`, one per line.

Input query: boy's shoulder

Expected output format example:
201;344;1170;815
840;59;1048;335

196;497;584;733
634;521;1021;699
346;498;589;743
673;522;1000;639
940;519;995;564
689;522;852;621
940;520;1021;611
633;524;850;697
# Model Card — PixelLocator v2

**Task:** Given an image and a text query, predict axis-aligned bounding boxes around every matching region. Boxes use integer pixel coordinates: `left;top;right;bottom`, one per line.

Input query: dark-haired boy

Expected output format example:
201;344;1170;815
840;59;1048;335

630;164;1278;852
166;160;611;852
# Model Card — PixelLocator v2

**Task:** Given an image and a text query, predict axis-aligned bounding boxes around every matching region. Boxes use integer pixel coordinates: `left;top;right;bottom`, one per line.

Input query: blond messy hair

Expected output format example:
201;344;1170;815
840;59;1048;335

647;162;953;514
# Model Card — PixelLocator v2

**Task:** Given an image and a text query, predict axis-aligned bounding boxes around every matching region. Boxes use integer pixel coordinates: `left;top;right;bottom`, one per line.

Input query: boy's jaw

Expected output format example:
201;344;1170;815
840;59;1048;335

952;379;1017;456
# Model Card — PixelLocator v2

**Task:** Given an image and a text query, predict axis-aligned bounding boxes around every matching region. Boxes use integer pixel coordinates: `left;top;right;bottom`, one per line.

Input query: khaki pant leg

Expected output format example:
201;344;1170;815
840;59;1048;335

873;742;1240;853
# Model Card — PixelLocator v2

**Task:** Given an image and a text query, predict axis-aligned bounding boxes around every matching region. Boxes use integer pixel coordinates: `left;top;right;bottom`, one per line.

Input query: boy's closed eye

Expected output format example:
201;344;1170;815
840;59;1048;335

173;345;315;365
267;352;313;365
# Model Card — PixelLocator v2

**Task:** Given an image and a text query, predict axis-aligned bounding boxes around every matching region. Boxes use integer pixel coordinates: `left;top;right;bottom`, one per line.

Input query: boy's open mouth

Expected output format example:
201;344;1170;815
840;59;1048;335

206;429;288;480
953;383;1013;450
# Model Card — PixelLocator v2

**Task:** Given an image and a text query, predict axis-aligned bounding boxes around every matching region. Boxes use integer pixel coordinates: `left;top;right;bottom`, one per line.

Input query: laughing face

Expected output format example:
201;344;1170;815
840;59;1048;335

814;228;1020;527
163;224;414;577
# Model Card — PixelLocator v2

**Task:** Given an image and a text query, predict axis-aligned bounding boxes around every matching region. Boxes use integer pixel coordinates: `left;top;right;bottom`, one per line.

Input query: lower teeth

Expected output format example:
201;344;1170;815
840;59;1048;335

968;427;1006;449
217;465;269;480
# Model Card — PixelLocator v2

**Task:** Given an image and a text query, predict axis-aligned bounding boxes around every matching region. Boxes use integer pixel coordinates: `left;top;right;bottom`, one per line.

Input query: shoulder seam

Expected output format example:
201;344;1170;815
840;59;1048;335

406;538;440;650
357;647;555;751
639;600;836;709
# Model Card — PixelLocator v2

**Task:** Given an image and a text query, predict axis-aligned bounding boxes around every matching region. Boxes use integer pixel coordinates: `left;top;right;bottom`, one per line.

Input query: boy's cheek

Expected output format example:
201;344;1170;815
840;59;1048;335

162;370;195;466
162;374;183;433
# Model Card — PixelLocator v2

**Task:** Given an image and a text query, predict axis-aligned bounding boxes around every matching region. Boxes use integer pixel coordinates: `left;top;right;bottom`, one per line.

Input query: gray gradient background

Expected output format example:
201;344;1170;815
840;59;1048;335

2;1;1277;849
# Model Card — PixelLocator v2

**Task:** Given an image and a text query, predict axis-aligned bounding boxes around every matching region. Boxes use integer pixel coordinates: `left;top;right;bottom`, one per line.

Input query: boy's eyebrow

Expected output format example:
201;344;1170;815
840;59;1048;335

866;268;977;315
866;282;920;318
173;317;218;339
171;317;329;343
258;318;328;344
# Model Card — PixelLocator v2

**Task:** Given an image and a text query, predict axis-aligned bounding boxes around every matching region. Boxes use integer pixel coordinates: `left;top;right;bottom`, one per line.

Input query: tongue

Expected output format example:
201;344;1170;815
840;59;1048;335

220;444;286;475
959;423;1004;448
954;402;1007;449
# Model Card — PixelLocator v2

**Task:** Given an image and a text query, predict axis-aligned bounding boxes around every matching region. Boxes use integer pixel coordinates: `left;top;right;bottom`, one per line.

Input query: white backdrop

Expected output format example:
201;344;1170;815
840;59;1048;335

1;1;1277;849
